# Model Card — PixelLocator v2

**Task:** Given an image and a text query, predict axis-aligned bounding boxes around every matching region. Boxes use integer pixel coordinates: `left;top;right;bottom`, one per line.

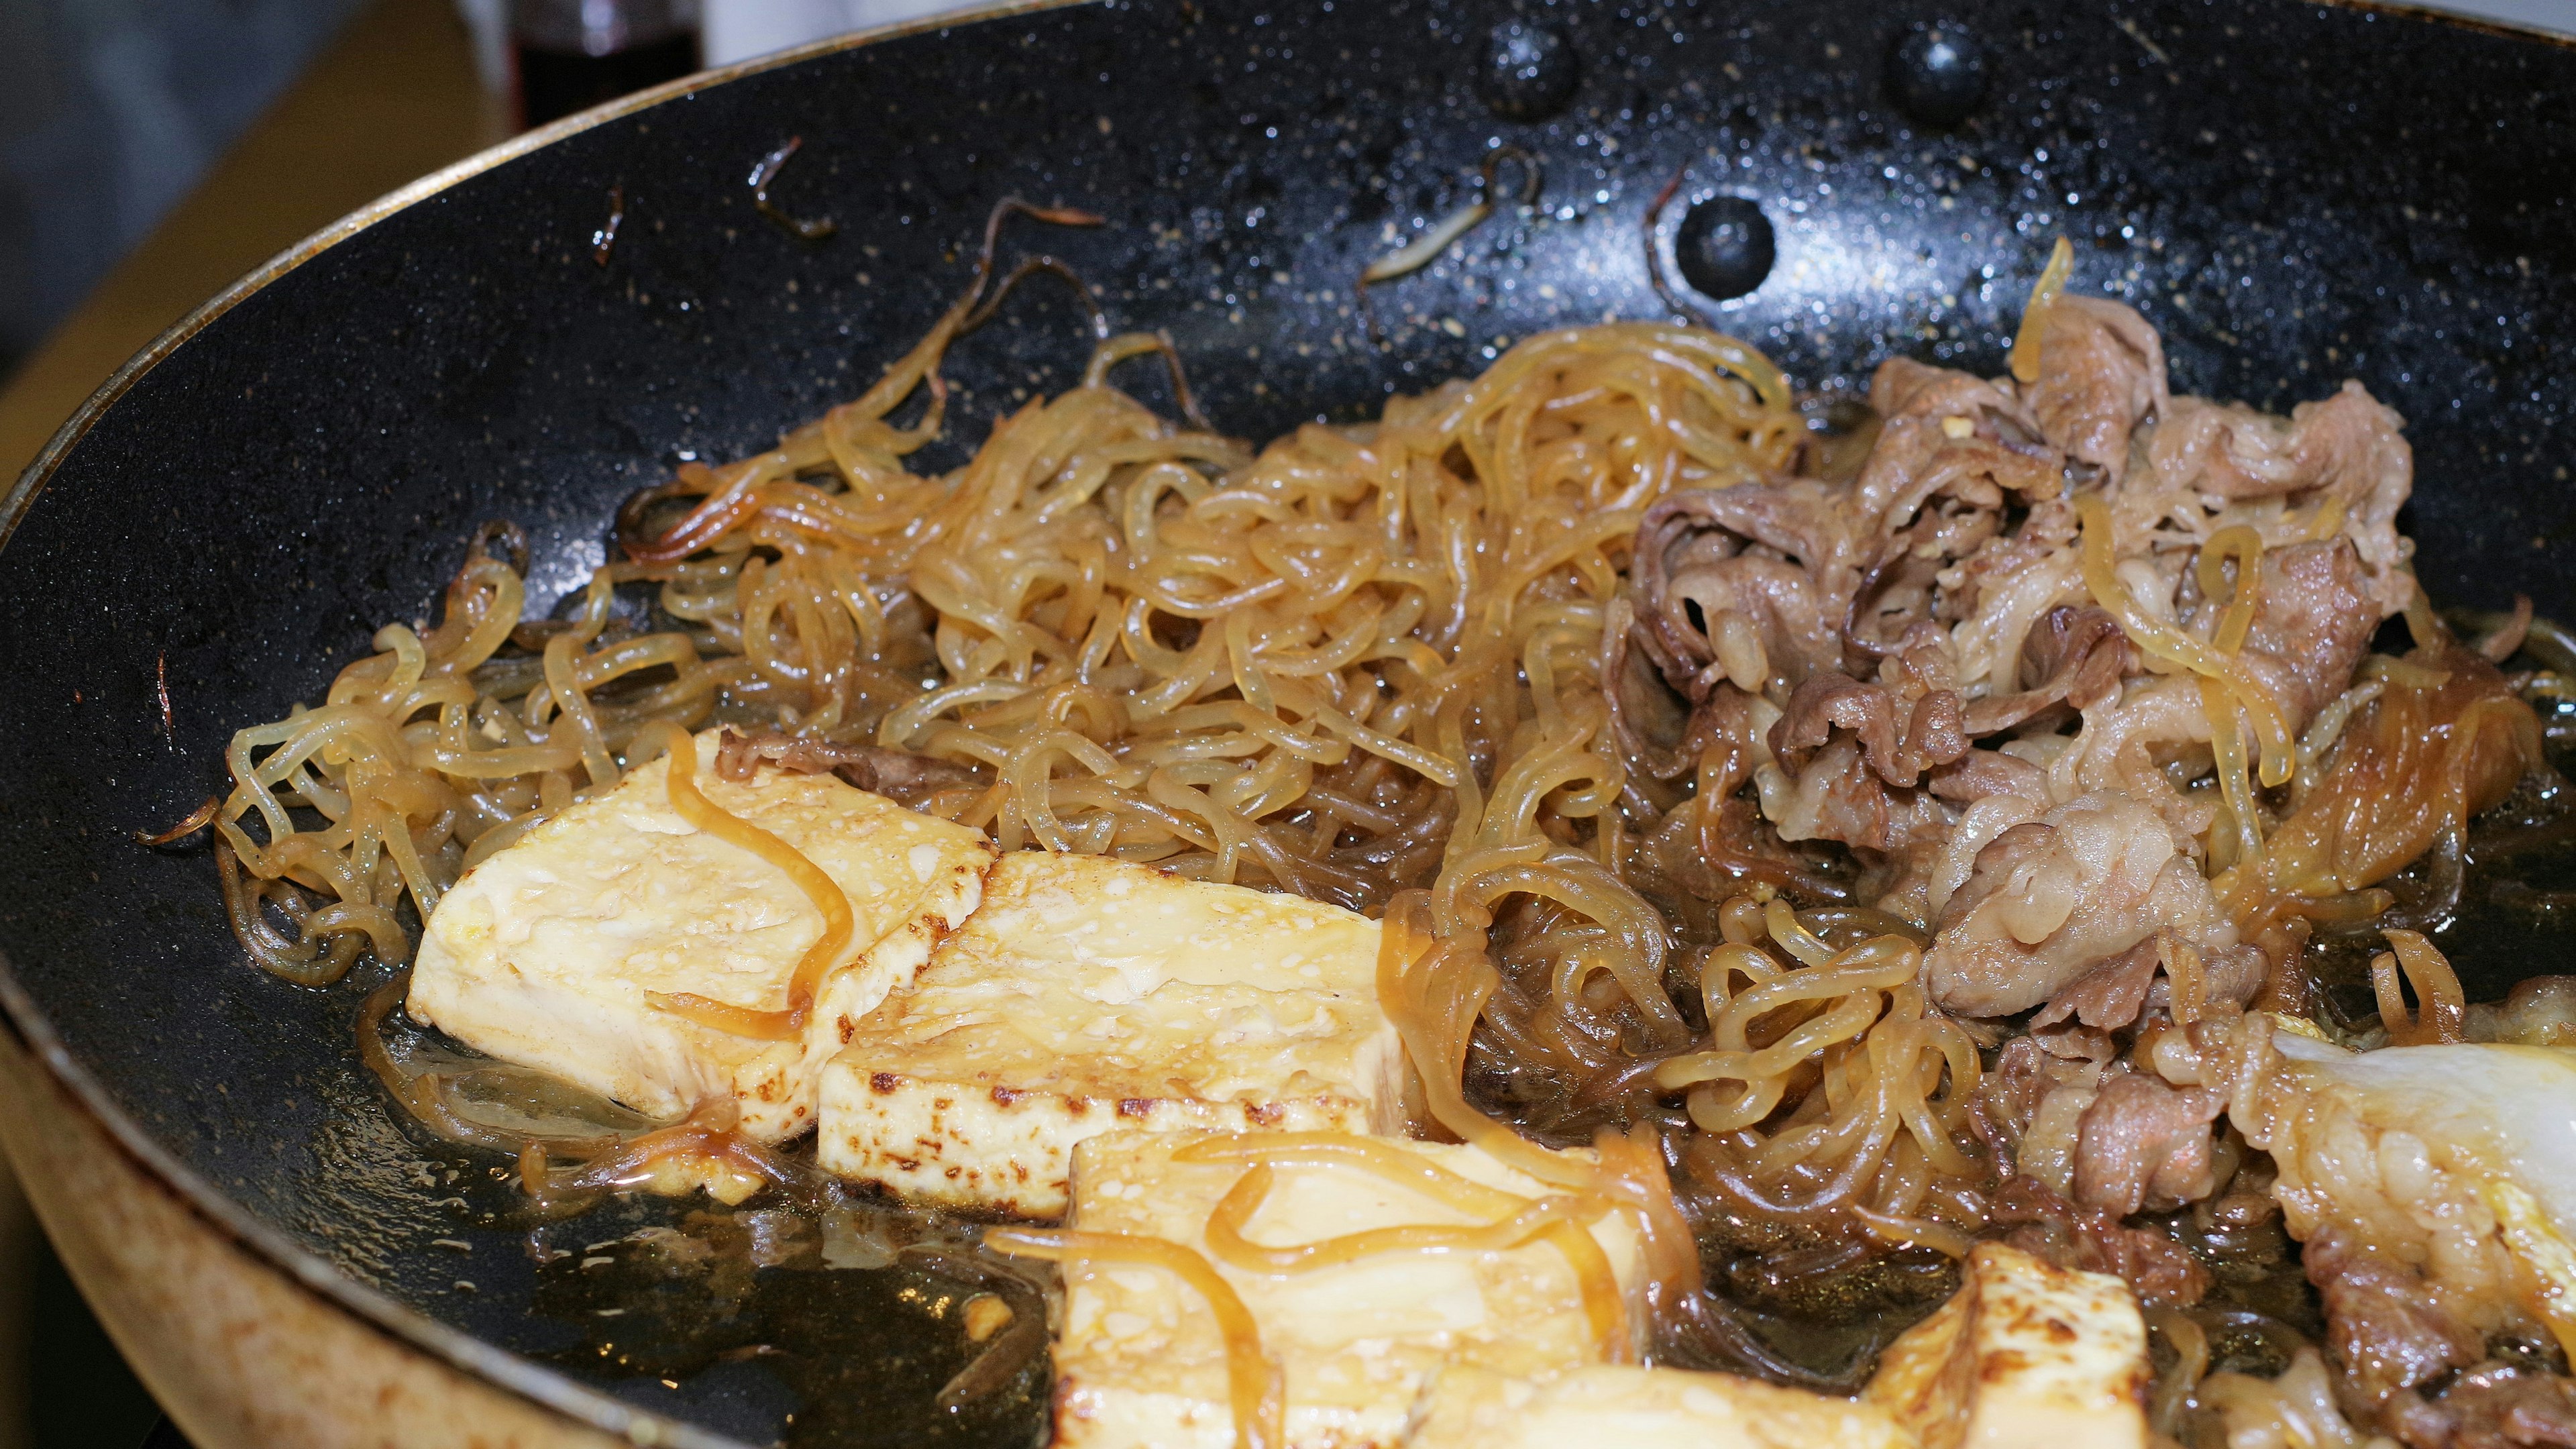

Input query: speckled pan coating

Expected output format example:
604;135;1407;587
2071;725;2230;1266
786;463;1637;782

0;2;2569;1445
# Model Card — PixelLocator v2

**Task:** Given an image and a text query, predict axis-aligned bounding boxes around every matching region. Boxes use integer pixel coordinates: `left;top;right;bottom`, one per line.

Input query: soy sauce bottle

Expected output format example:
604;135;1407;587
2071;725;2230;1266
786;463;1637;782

512;0;703;129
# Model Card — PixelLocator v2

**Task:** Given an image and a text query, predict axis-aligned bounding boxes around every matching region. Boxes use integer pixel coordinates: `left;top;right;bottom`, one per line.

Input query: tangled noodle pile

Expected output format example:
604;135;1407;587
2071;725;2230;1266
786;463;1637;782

209;212;2576;1422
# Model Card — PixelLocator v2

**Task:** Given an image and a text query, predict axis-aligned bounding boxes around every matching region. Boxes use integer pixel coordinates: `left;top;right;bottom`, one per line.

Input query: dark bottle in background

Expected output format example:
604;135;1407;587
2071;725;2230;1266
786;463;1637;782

512;0;703;129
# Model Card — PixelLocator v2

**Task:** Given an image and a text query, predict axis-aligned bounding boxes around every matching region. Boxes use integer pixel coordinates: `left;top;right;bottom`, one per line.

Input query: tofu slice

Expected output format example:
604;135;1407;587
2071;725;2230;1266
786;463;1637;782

407;729;994;1142
815;852;1401;1215
1049;1128;1642;1449
1862;1242;2149;1449
1404;1364;1914;1449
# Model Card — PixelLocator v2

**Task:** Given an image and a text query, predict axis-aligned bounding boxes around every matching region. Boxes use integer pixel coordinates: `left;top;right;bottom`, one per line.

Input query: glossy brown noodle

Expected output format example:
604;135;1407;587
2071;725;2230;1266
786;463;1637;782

215;215;2565;1418
208;224;1992;1313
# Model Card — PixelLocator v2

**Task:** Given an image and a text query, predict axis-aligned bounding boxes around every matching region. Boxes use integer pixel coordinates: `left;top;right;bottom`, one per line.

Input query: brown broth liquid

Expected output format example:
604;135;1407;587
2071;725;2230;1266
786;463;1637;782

522;1185;1052;1447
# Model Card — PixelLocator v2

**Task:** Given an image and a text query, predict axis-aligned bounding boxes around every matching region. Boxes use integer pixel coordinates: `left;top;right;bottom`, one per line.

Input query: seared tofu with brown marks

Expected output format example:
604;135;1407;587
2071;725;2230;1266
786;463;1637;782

407;729;994;1142
1051;1129;1642;1449
815;852;1401;1215
1862;1242;2149;1449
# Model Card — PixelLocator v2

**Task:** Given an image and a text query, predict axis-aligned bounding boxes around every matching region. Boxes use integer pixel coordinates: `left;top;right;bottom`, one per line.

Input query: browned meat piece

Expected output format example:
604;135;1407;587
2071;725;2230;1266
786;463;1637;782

1858;356;2062;526
1677;683;1774;777
2304;1223;2485;1411
1870;356;2041;430
1851;413;2061;540
1763;735;1952;855
2068;1069;2226;1215
1634;370;2081;713
714;727;988;809
2031;937;2164;1032
2051;672;2226;839
2034;933;2269;1033
1600;596;1691;782
2231;537;2379;729
2387;1362;2576;1449
1846;501;2004;656
1662;553;1846;696
1922;790;2241;1018
1768;668;1970;789
1959;604;2133;735
1632;480;1868;697
2021;605;2132;712
2150;382;2406;504
1756;627;1972;858
1939;496;2088;698
1968;1035;2083;1163
2142;382;2415;613
1990;1175;2209;1309
2023;296;2170;481
1927;749;2049;805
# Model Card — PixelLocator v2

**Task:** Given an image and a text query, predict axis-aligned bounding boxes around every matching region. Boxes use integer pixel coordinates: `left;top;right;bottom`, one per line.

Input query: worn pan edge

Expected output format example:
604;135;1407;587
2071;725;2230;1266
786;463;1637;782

0;4;1089;1444
0;0;2562;1438
2325;0;2576;44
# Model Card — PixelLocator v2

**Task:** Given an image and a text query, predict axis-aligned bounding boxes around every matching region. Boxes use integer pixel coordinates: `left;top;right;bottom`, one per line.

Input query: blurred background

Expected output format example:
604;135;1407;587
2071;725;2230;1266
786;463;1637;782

0;0;2565;1442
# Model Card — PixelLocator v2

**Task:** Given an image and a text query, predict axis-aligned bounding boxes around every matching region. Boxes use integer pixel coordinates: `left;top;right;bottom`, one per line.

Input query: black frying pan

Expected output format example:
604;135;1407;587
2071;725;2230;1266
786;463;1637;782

2;1;2572;1444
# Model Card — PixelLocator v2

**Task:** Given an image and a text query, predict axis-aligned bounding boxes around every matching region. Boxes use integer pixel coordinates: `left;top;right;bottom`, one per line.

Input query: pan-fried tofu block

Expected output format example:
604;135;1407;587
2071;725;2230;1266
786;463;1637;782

1863;1242;2149;1449
407;729;994;1142
1049;1129;1642;1449
816;853;1400;1215
1405;1364;1913;1449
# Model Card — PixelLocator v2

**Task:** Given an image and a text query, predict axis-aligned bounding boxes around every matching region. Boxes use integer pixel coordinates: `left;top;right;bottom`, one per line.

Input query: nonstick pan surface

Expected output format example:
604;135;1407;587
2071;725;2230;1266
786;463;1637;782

1;1;2571;1444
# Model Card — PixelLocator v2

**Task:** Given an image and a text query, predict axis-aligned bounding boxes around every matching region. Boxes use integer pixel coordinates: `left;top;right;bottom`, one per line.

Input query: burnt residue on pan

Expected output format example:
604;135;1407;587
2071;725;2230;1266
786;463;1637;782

0;1;2572;1445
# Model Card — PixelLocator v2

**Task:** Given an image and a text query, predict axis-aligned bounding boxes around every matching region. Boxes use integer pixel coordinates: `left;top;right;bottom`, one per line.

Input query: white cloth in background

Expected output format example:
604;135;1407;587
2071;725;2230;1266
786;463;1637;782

2415;0;2575;38
700;0;988;66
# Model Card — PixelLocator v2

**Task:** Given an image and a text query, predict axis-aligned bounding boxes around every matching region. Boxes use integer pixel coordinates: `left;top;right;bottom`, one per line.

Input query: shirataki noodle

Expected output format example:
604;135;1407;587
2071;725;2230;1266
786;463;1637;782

209;219;2575;1435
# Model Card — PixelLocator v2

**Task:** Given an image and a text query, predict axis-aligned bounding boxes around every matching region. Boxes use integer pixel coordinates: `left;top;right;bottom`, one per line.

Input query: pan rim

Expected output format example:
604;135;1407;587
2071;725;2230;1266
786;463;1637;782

0;0;2561;1441
0;4;1085;1444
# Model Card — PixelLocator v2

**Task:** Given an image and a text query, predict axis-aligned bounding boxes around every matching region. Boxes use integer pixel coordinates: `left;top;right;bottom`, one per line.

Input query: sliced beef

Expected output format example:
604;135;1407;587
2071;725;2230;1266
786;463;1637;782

1851;414;2061;542
1601;597;1691;782
2022;296;2170;481
1870;356;2041;431
1928;749;2049;806
1633;480;1868;698
2232;536;2380;729
715;728;987;809
2387;1362;2576;1449
2141;381;2415;614
1762;735;1952;855
1969;1035;2084;1164
2033;937;2165;1032
2304;1223;2485;1411
1959;604;2133;735
1768;666;1970;790
1845;500;2004;657
1937;496;2089;700
2034;934;2269;1034
1921;790;2241;1018
1990;1175;2210;1309
2067;1069;2226;1216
